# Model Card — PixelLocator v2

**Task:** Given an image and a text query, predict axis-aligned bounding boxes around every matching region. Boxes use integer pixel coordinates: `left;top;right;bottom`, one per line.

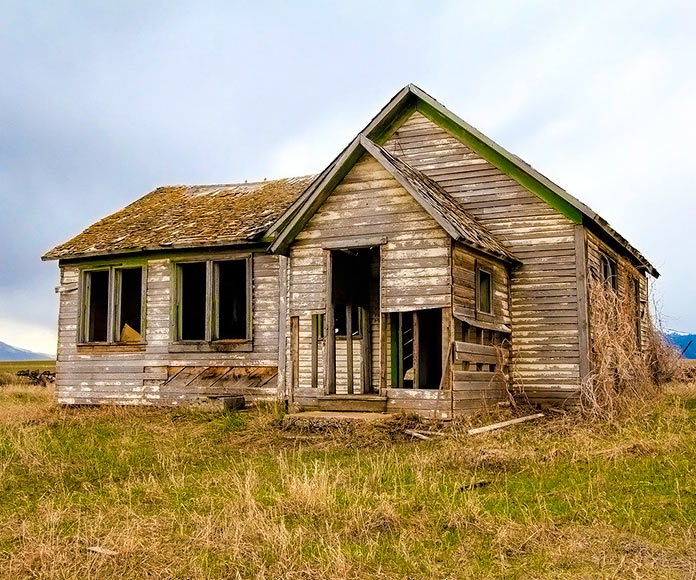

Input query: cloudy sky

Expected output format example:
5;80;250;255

1;1;694;354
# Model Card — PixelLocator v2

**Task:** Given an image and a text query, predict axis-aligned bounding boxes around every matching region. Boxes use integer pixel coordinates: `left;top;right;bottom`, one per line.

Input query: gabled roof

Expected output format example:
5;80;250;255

269;84;659;277
42;177;315;261
270;135;516;263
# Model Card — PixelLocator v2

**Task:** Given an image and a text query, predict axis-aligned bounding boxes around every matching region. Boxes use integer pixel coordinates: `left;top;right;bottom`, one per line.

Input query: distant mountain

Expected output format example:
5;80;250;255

664;331;696;359
0;341;54;361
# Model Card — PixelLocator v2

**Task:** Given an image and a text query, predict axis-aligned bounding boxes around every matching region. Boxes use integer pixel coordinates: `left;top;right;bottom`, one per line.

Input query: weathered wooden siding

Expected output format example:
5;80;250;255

385;112;581;404
452;242;510;325
287;153;452;406
55;252;283;405
449;242;512;413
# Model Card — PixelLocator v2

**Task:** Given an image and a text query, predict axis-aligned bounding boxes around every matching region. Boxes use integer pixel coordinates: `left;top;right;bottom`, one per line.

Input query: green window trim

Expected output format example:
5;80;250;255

173;256;252;344
79;265;146;344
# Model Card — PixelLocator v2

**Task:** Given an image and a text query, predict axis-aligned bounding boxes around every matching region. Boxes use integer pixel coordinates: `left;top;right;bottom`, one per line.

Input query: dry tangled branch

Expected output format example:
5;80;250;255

581;279;682;418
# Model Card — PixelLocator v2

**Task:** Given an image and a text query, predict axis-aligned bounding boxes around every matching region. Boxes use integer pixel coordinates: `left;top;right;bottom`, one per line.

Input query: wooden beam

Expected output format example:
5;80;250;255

440;307;452;391
311;314;319;390
413;311;420;389
361;306;371;394
574;225;591;382
346;304;353;395
290;316;299;400
277;255;288;397
380;313;388;395
324;250;336;394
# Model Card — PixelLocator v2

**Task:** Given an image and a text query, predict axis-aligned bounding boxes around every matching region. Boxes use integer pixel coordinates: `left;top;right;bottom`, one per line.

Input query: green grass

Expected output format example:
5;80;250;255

0;360;55;374
1;383;695;579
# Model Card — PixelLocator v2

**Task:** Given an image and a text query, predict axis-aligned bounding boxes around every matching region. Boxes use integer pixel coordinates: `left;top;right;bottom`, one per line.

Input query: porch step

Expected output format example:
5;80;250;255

317;394;387;413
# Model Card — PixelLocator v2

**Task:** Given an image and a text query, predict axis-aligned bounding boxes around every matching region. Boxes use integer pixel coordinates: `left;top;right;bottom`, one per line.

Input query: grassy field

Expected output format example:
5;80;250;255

1;383;695;579
0;360;56;374
0;360;55;386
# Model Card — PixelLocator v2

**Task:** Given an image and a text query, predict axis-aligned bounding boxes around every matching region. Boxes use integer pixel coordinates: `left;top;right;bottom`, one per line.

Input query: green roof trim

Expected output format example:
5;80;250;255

268;84;657;277
415;101;584;224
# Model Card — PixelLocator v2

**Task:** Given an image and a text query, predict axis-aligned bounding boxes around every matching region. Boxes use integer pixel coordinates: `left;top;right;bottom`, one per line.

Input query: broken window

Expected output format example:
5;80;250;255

390;309;442;389
179;262;207;340
82;266;144;343
599;254;617;290
86;270;109;342
176;258;250;342
334;304;360;337
217;260;248;340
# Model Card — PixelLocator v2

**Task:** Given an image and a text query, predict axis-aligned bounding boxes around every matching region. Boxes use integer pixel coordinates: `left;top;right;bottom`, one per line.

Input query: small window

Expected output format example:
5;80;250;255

176;258;250;342
599;254;617;290
478;269;492;314
82;266;144;343
117;268;143;341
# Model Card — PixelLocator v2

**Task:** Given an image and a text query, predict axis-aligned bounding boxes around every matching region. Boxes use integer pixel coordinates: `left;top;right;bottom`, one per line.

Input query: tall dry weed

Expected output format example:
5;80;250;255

581;279;682;418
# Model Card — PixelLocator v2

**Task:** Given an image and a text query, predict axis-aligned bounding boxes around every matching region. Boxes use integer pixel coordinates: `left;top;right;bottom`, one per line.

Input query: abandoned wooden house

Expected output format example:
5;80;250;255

43;85;659;418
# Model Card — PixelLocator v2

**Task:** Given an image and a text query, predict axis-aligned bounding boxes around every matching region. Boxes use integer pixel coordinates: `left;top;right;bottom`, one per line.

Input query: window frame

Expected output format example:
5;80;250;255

172;255;253;349
599;253;618;290
475;261;495;319
79;264;147;345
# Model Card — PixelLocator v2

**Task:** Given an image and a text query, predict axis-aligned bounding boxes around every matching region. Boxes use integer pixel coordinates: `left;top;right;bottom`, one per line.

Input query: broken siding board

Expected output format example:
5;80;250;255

386;112;581;404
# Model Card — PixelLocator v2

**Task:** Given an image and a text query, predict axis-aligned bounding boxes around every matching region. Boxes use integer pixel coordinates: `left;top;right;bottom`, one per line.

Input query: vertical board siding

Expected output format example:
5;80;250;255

386;112;580;403
287;153;452;405
55;254;283;405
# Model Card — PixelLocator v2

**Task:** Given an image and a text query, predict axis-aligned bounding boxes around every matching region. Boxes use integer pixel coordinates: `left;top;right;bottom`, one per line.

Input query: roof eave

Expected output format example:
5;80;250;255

43;237;269;263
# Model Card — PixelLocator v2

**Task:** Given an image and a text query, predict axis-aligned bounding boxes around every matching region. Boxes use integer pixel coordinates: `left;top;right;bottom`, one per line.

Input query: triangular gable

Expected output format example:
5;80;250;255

270;135;517;264
269;84;657;277
361;138;517;263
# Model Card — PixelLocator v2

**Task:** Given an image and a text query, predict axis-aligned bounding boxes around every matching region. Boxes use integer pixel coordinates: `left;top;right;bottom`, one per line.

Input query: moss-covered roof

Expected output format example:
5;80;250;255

43;176;316;260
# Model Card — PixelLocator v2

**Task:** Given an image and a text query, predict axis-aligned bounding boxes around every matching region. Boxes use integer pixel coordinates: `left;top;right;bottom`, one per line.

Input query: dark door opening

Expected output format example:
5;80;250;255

326;246;379;395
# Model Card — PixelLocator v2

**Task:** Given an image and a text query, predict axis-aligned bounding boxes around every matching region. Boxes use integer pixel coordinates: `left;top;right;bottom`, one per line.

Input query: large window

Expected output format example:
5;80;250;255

82;266;144;343
176;258;250;342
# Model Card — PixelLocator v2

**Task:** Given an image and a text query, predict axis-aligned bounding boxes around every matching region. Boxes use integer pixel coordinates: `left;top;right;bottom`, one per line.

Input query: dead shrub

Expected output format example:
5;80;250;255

581;279;682;418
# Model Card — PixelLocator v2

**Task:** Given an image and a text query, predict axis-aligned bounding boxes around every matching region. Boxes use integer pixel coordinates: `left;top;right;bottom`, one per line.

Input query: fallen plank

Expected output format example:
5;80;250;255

467;413;544;435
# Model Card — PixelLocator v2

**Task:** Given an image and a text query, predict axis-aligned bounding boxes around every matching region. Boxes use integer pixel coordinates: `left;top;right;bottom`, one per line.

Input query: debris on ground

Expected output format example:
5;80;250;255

16;370;55;387
467;413;544;435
